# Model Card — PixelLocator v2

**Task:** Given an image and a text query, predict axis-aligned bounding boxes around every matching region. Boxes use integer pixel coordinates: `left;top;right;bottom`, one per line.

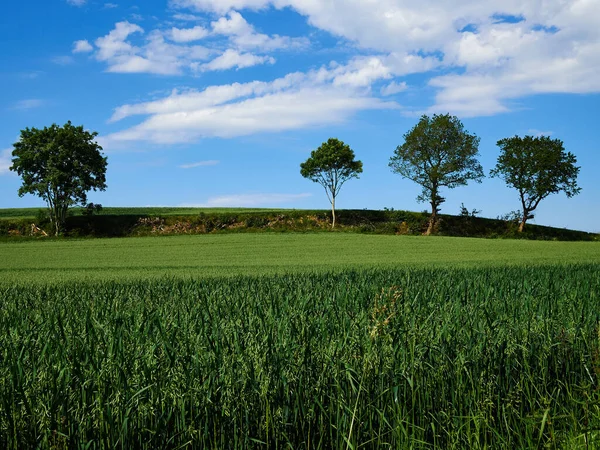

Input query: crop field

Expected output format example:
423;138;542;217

1;234;600;448
1;233;600;285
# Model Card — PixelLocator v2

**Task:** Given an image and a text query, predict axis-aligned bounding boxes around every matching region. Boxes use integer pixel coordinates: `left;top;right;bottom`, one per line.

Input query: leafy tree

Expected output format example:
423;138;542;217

10;121;108;235
491;135;580;232
300;138;363;228
389;114;484;235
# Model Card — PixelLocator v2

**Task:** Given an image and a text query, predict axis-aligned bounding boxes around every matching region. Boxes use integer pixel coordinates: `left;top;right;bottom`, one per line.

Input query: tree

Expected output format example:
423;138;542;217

300;138;363;228
389;114;484;235
10;121;108;236
490;135;580;232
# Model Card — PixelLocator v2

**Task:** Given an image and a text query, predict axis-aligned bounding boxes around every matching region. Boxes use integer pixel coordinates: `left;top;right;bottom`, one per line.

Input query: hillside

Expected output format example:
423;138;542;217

0;207;597;241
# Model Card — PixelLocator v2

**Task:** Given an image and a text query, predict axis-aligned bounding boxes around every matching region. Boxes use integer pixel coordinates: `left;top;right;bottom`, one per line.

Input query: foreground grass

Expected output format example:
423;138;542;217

1;233;599;284
2;265;600;448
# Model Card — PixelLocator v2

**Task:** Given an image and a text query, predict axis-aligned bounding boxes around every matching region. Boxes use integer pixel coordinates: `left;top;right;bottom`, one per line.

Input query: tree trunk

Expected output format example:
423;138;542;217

426;192;439;236
331;196;336;229
426;211;436;236
518;213;527;233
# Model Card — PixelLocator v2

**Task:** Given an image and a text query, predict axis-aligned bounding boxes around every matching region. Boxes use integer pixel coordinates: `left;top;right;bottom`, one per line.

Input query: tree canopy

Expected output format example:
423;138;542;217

300;138;363;228
491;135;580;232
10;121;108;235
389;114;484;235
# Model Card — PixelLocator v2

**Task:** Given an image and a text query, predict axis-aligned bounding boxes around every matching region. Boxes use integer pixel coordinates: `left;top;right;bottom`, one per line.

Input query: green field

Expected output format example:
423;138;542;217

0;206;285;219
1;233;599;284
2;234;600;448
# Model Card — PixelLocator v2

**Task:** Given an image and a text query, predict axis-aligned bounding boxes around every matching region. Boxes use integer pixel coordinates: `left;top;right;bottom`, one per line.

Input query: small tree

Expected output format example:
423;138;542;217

491;135;580;232
300;138;363;228
10;121;108;236
389;114;484;235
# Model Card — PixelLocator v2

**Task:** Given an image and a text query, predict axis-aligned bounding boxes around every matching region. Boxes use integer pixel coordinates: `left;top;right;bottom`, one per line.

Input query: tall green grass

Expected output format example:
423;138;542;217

1;264;600;448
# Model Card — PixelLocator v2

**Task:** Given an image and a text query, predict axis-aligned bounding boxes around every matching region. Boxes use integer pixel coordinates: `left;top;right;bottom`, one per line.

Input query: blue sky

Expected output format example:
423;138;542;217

1;0;598;232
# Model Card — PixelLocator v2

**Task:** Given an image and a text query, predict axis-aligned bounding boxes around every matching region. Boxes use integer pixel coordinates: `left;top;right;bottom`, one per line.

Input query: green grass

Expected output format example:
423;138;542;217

0;206;286;219
2;265;600;448
2;234;600;447
1;233;599;284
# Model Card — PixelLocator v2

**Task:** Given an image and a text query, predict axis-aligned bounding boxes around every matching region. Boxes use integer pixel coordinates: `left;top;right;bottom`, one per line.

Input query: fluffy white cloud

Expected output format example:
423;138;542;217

73;39;94;53
0;148;13;175
170;25;209;42
191;192;312;207
169;0;600;116
211;11;309;51
180;160;219;168
83;13;304;75
93;22;211;74
198;49;275;71
104;59;398;145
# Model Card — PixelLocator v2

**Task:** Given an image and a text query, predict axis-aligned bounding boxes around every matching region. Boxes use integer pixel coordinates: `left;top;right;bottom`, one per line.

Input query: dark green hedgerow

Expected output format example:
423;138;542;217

1;264;600;448
0;208;597;240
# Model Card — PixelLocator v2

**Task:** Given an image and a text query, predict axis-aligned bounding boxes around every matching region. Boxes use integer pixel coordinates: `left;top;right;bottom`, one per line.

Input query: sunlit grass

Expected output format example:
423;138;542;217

1;233;599;285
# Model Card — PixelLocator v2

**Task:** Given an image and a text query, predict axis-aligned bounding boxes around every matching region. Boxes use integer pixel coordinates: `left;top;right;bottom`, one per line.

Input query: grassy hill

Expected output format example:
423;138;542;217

0;207;597;241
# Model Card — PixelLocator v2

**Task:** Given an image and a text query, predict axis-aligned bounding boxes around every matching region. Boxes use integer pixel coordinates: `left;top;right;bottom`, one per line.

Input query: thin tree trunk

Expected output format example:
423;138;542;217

518;212;527;233
426;210;437;236
426;191;438;236
519;197;528;233
331;196;336;229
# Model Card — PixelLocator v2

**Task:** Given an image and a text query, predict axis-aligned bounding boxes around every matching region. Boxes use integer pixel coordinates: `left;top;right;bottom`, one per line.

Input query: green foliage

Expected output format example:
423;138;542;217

491;135;581;231
390;114;484;234
10;121;107;235
300;138;363;227
1;265;600;448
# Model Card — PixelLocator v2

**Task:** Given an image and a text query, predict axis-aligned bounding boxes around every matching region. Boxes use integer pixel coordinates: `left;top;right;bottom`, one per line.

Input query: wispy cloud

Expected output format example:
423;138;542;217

0;148;14;175
104;60;398;144
186;193;312;207
66;0;86;6
381;81;408;96
52;55;75;65
19;70;44;79
104;3;118;8
12;99;44;110
73;40;94;53
198;49;275;71
528;129;554;137
172;13;201;21
179;160;219;169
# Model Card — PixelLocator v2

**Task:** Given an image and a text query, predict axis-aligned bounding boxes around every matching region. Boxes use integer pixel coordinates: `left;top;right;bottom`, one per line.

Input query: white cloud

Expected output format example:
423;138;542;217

66;0;86;6
104;3;118;8
104;60;398;145
12;99;44;110
528;129;554;137
0;148;13;175
93;22;211;75
180;160;219;168
73;39;94;53
193;192;312;207
169;0;600;116
173;13;201;21
211;11;309;51
171;25;209;42
381;81;407;96
198;49;274;71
